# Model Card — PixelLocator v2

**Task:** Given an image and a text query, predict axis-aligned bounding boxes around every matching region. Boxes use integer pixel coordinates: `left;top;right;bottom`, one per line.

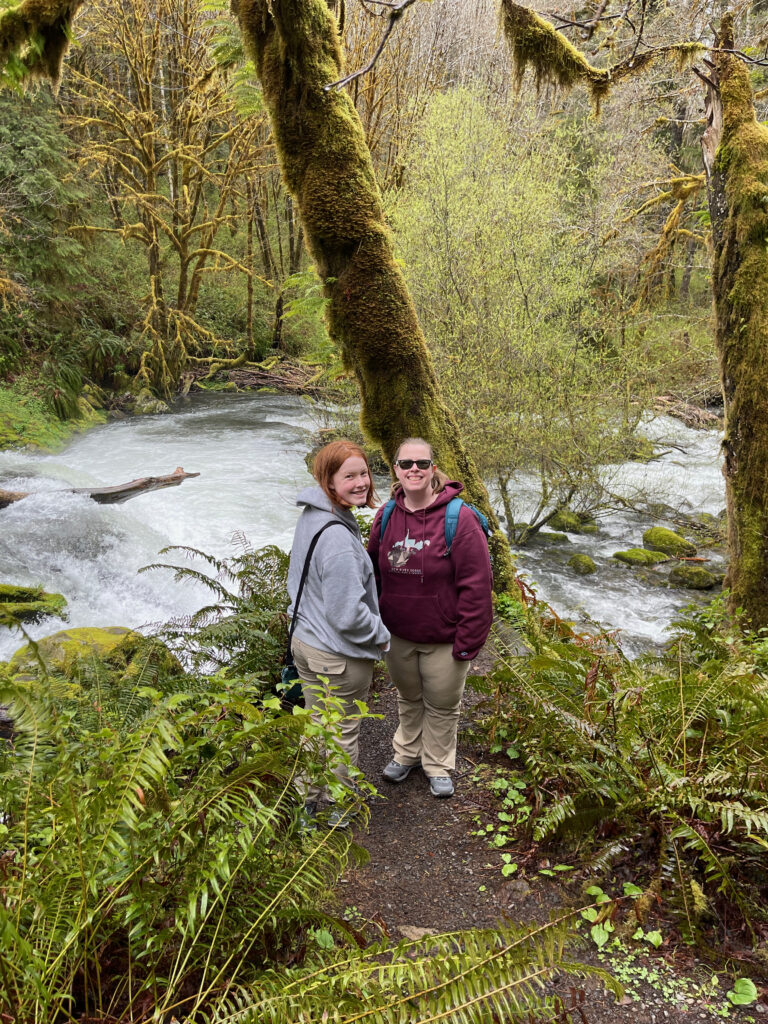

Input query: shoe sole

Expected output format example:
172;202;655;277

382;766;414;783
429;785;454;798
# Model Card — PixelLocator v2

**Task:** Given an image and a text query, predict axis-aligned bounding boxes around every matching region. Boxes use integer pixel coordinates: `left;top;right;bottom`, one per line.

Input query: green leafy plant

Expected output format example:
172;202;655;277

142;539;291;685
473;599;768;945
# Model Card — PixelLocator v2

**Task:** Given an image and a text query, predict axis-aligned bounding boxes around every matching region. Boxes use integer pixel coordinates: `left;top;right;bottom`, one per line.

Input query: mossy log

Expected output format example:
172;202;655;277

0;467;199;510
700;15;768;628
231;0;515;589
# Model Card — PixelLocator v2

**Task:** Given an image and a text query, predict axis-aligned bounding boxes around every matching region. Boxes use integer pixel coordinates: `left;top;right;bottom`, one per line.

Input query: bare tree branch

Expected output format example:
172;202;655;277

323;0;418;91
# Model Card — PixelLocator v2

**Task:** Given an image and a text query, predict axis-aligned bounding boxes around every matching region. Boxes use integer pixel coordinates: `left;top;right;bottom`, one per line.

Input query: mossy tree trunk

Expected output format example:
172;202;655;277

231;0;515;587
700;15;768;628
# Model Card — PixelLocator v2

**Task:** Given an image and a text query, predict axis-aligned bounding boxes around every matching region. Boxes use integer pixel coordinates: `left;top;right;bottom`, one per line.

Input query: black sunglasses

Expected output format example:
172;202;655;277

395;458;433;470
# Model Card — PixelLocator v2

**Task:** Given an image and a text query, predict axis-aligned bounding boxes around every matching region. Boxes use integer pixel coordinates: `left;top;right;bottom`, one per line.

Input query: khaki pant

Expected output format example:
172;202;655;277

385;634;470;777
291;636;374;803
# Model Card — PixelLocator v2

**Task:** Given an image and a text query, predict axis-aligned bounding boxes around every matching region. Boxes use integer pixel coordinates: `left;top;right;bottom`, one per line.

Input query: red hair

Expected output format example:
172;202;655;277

312;440;378;508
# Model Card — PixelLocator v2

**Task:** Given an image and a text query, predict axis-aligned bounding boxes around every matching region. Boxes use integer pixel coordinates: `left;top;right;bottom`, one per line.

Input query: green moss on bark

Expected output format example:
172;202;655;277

708;15;768;627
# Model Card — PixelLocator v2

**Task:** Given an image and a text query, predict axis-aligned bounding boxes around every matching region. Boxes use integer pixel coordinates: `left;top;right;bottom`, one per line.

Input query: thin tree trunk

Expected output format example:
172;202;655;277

232;0;515;587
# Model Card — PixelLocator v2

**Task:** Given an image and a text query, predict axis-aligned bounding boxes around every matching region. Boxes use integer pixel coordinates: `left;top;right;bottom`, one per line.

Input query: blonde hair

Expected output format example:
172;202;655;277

392;437;449;495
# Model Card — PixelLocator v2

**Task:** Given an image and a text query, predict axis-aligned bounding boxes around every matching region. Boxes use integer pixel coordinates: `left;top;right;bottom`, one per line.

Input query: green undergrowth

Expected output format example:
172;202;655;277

0;544;620;1023
470;592;768;955
0;380;89;450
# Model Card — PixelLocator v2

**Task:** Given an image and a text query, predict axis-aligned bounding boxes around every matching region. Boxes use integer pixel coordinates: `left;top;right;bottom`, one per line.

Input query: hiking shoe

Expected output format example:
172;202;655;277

299;801;318;832
326;806;352;829
382;759;415;783
429;776;454;798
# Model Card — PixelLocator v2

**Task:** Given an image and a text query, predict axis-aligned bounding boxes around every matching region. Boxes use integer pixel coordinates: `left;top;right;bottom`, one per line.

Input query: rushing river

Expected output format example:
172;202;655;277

0;393;724;661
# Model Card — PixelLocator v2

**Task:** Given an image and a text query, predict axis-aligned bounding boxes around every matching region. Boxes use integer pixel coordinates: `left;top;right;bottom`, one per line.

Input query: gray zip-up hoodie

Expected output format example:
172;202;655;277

287;486;390;660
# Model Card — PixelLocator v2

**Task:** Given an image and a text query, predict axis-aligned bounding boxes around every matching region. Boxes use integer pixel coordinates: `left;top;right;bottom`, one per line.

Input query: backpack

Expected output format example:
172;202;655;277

379;496;491;556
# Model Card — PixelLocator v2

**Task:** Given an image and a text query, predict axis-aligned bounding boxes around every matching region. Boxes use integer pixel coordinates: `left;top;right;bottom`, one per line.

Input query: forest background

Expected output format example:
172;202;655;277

2;0;768;1021
0;0;738;535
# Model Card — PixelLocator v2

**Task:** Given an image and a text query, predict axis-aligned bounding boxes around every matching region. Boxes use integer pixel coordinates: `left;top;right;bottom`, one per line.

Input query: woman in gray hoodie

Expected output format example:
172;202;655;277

288;440;390;824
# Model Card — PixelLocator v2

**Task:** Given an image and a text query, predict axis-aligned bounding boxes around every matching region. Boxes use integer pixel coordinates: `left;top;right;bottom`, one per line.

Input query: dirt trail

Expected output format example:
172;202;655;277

336;678;764;1024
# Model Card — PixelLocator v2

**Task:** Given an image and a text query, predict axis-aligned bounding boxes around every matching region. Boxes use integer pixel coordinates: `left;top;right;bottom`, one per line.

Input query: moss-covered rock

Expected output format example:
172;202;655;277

8;626;134;682
547;509;598;534
131;388;170;416
7;627;183;686
0;584;67;624
643;527;697;557
548;509;580;532
668;564;718;590
612;548;670;566
539;531;570;544
568;553;596;575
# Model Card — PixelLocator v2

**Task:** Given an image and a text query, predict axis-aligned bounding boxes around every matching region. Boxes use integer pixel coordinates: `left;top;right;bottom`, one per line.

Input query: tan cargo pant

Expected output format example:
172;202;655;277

385;634;471;777
291;636;374;803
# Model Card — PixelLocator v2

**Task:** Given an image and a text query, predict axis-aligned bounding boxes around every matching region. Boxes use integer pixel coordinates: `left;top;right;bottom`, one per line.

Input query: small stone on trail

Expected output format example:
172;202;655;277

399;926;439;940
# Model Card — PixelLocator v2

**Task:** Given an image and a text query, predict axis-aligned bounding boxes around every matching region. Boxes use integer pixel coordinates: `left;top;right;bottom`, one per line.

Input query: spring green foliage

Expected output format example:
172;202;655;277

476;596;768;943
391;89;678;534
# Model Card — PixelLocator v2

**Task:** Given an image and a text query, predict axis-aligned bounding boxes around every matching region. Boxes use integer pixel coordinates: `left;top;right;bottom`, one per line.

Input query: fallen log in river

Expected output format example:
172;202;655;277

0;467;200;510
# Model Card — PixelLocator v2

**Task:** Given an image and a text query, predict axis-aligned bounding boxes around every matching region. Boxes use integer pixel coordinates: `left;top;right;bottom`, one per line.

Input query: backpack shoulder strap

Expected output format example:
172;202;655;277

444;497;464;554
444;498;492;554
379;499;397;539
288;520;345;644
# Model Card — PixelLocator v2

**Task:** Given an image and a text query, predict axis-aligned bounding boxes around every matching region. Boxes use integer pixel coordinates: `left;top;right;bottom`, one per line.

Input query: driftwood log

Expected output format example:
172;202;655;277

0;467;200;511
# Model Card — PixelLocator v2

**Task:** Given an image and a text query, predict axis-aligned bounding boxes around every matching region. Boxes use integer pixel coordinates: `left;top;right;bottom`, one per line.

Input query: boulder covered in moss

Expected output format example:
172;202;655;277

547;509;598;534
7;626;182;685
548;509;580;532
131;389;170;416
0;584;67;624
643;527;697;557
568;553;596;575
538;531;570;544
668;564;717;590
613;548;670;567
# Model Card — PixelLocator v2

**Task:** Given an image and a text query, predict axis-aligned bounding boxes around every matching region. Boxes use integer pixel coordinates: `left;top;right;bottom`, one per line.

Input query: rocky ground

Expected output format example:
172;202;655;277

334;667;767;1024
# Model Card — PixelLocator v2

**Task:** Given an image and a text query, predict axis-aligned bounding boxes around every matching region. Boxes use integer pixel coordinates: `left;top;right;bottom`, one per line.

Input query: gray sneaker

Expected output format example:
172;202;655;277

326;806;352;829
429;776;454;798
382;759;415;783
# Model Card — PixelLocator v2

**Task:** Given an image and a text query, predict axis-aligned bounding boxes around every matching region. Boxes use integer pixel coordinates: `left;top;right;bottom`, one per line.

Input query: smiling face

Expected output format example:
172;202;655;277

330;455;372;508
394;441;435;502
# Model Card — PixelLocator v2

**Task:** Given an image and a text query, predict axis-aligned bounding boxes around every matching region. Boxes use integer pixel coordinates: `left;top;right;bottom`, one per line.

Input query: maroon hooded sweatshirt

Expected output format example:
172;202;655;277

368;482;493;661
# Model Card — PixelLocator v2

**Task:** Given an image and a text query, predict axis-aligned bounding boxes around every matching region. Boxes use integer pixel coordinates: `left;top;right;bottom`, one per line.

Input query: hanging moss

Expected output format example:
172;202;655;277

232;0;516;589
0;0;84;86
499;0;704;111
706;14;768;628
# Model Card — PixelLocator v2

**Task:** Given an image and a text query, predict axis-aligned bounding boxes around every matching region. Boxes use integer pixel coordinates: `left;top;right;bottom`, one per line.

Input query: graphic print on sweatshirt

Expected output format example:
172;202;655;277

386;529;430;574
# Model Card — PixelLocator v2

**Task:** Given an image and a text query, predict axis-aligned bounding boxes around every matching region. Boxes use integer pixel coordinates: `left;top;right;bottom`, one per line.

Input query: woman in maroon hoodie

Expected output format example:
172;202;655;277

368;438;493;798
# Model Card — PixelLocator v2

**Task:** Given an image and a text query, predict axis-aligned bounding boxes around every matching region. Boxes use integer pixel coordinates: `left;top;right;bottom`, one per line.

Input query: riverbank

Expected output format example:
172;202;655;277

0;380;106;450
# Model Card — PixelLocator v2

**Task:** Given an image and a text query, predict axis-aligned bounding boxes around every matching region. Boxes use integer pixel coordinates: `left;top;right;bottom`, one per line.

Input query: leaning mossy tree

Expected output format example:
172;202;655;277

498;0;768;629
229;0;515;585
